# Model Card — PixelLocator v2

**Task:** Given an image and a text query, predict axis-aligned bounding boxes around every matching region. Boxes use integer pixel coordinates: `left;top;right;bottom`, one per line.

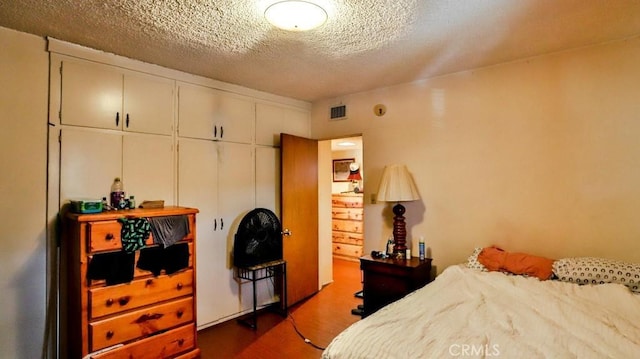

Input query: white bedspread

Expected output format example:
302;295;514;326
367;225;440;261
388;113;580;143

323;265;640;359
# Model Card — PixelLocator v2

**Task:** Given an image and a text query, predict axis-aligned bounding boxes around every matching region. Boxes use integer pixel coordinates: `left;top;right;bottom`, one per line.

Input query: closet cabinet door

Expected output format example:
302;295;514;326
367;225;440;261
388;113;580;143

60;60;122;130
60;128;122;203
255;146;280;216
284;107;311;139
177;138;221;327
217;143;257;313
256;103;310;147
122;134;174;205
215;93;255;144
123;72;174;135
178;83;255;143
177;84;216;140
255;103;284;146
60;59;175;135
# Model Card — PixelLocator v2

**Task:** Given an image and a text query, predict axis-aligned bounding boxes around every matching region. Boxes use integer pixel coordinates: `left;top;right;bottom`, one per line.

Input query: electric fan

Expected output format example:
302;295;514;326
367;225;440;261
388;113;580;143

233;208;283;268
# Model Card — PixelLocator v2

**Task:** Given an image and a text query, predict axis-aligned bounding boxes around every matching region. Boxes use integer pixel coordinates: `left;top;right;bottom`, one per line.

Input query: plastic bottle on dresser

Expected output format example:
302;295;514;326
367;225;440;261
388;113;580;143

419;236;425;261
110;177;125;209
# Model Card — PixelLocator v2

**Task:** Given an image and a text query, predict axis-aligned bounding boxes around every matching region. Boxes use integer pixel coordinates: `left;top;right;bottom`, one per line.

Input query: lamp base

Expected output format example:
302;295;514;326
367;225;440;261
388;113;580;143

392;202;407;258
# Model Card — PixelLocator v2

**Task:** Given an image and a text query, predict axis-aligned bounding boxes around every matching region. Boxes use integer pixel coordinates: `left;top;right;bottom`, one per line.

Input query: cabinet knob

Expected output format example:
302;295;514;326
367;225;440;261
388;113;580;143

105;233;114;240
106;298;114;307
177;309;184;318
146;279;153;286
177;282;183;290
282;229;292;236
115;112;119;127
125;113;130;128
118;296;130;306
106;330;114;339
177;338;185;346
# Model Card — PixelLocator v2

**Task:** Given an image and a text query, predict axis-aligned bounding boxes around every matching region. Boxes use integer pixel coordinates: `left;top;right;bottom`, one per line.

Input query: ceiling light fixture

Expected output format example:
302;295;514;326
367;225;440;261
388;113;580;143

265;1;327;31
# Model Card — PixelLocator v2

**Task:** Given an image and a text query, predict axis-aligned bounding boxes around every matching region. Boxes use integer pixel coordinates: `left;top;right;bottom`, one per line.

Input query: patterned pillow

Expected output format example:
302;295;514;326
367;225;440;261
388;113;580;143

466;247;488;272
553;257;640;293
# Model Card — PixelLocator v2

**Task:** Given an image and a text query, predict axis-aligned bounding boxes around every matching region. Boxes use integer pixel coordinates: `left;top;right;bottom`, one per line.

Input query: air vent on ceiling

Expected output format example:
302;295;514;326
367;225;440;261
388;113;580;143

330;105;347;121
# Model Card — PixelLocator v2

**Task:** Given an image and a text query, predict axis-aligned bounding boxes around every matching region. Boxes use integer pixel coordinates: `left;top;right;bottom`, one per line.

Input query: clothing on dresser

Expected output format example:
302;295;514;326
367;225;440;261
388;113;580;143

137;242;190;276
148;215;190;248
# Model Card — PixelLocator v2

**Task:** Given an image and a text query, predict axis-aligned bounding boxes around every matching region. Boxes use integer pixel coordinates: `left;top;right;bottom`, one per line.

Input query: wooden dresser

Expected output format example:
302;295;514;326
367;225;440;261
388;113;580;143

60;206;200;359
331;193;364;261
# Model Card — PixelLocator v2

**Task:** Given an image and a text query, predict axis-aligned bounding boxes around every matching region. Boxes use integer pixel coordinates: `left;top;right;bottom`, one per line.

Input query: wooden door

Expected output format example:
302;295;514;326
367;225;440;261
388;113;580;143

281;134;319;305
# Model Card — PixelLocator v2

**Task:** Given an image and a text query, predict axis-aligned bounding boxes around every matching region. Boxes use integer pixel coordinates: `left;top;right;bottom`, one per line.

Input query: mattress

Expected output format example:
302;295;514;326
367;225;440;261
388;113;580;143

322;264;640;358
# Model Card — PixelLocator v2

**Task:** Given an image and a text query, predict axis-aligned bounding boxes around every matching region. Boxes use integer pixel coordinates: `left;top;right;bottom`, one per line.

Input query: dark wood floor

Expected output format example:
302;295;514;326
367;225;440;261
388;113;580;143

197;258;362;358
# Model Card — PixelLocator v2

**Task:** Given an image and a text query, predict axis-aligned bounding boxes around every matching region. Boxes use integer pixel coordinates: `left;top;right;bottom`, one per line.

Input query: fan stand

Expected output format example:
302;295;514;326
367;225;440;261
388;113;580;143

235;259;288;330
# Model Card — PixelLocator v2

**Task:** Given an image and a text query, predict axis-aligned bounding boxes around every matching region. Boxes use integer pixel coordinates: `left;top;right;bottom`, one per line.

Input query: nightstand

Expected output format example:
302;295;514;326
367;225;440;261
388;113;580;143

360;255;433;318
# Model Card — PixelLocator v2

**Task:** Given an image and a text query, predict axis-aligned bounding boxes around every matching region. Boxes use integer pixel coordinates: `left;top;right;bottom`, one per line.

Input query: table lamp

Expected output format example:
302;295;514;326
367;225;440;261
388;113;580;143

376;164;420;258
347;162;362;193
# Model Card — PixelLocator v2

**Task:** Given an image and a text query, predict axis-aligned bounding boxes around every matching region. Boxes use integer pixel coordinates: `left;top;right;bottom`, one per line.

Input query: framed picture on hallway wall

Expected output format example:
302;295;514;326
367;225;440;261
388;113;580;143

333;158;355;182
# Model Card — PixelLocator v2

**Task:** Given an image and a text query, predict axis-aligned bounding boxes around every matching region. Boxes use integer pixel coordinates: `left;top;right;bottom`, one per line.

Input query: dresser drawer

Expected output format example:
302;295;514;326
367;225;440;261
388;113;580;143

332;231;364;245
88;242;194;286
88;220;155;253
90;297;194;351
331;196;363;208
333;242;363;258
332;219;363;233
89;269;194;319
331;207;363;220
91;323;197;359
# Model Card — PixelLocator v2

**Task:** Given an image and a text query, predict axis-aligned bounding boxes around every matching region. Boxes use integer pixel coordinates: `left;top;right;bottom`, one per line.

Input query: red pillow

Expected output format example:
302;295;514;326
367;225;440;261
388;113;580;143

478;246;554;280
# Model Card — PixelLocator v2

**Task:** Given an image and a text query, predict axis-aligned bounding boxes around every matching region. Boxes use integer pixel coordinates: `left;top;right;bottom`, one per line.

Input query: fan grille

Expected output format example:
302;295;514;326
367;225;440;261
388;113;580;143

233;208;283;268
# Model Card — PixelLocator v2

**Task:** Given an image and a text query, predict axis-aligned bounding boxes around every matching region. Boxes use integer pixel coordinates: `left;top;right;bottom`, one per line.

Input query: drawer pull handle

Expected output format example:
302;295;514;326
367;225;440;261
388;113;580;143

177;309;184;318
105;233;114;240
135;313;163;323
118;296;131;306
146;279;153;286
106;330;114;339
177;338;185;346
176;283;183;290
106;298;114;307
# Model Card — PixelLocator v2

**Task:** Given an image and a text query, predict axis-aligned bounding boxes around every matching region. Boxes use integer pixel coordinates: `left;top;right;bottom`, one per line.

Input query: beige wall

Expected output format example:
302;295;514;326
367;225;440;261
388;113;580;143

0;27;48;357
311;36;640;273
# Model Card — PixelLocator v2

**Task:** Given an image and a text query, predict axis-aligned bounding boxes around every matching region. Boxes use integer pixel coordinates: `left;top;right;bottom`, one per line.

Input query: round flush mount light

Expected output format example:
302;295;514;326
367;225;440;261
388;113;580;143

265;1;328;31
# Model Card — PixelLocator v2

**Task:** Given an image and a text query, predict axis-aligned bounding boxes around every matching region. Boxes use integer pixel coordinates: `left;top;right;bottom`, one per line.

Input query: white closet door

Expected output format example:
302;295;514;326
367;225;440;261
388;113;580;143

255;146;280;216
255;103;285;146
283;107;310;138
177;138;221;327
60;128;122;204
215;92;255;144
60;60;122;130
123;72;174;135
217;142;261;311
122;133;174;205
177;84;216;140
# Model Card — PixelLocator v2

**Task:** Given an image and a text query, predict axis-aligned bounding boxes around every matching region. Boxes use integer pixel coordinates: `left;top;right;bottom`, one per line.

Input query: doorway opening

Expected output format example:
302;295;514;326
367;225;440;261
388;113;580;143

318;135;364;288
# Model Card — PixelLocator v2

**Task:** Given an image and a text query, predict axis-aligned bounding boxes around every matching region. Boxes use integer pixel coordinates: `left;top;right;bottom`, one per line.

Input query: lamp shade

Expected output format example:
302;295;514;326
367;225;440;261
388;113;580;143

376;164;420;202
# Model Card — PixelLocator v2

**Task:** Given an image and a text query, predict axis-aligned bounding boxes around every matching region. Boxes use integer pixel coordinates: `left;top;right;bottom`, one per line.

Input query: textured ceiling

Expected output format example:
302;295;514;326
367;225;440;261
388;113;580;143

1;0;640;102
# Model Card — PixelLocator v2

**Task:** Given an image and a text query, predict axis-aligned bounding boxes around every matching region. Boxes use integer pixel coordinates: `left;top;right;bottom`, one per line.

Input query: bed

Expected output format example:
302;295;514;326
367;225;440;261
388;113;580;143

322;251;640;359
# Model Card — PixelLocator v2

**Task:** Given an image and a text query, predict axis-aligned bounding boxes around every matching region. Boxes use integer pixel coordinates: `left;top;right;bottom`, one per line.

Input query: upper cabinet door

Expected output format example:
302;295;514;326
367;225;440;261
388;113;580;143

256;103;285;146
60;60;123;130
178;83;254;144
60;59;175;135
215;93;255;144
123;72;174;135
256;102;310;147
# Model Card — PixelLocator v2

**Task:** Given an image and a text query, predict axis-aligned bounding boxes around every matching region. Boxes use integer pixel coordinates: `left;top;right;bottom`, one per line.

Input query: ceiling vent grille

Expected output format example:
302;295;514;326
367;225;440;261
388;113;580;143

330;105;347;120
